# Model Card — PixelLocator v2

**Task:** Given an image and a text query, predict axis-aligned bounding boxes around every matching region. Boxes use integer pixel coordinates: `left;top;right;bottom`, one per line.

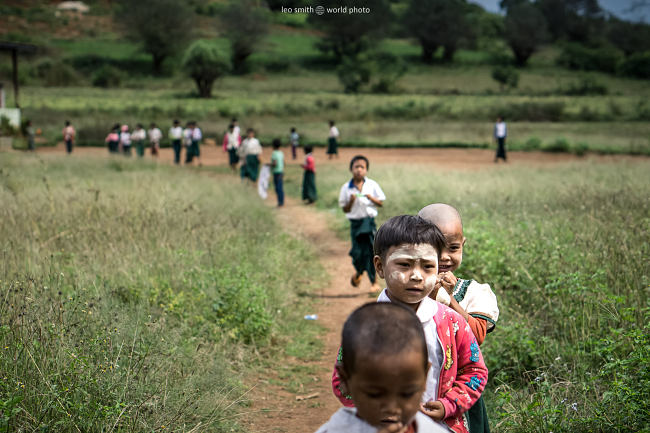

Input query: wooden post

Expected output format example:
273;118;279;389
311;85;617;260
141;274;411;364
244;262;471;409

11;48;19;108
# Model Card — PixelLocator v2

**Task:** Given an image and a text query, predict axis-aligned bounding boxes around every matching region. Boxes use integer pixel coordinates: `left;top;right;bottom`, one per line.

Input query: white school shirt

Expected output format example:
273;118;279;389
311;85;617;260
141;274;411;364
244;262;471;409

338;177;386;220
315;407;449;433
377;290;444;405
329;126;339;138
240;137;262;156
183;128;193;146
169;126;183;140
226;132;239;149
494;121;507;138
148;127;162;143
131;129;146;141
120;131;131;146
233;125;241;140
192;127;202;141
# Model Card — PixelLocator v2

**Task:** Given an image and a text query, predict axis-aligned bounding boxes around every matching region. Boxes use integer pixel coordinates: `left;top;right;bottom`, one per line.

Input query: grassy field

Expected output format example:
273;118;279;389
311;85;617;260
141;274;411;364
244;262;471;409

281;157;650;431
0;152;325;431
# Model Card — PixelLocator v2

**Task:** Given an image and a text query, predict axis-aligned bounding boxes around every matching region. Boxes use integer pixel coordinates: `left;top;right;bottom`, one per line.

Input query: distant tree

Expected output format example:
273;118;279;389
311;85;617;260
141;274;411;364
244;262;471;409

220;0;270;74
536;0;603;43
115;0;193;74
491;65;519;90
308;0;392;62
607;18;650;56
504;2;548;66
183;41;230;98
403;0;470;63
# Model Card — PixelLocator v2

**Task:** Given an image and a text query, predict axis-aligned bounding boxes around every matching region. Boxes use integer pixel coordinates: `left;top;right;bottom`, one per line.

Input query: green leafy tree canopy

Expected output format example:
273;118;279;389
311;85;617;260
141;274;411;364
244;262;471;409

183;41;230;98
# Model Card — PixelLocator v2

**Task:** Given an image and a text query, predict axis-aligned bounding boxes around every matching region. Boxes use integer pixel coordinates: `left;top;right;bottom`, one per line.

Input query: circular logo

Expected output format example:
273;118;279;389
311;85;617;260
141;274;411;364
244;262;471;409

315;5;325;15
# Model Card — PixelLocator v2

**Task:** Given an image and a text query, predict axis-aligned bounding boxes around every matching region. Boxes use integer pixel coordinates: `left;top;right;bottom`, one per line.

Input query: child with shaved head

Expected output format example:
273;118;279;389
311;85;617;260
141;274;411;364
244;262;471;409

332;215;488;433
418;203;499;433
317;302;448;433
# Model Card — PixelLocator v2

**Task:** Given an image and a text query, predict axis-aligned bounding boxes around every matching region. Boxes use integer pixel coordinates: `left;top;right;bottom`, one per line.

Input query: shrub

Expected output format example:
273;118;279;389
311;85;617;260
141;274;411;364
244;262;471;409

491;65;519;90
572;142;589;156
92;65;122;88
33;58;79;86
618;51;650;79
500;101;565;122
337;53;372;93
522;136;542;151
557;43;623;74
542;137;570;152
369;52;407;94
562;75;608;95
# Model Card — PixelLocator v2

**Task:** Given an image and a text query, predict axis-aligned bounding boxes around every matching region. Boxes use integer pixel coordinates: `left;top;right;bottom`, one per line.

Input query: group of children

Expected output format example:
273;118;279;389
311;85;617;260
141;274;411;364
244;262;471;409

104;120;202;165
317;155;499;433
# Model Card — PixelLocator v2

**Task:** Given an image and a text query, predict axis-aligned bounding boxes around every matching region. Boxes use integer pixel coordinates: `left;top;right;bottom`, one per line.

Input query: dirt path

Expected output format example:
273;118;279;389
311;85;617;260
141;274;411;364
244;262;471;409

33;143;645;432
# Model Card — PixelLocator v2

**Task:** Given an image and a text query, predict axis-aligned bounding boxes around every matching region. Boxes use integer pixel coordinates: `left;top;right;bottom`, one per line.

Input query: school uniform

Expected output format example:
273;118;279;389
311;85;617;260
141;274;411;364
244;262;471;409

290;131;299;159
327;125;339;155
183;128;193;163
169;126;183;164
131;128;146;157
271;149;285;206
315;407;449;433
148;127;162;156
239;137;262;181
494;121;507;161
63;125;75;153
223;132;240;165
338;177;385;284
191;126;202;159
301;153;317;202
120;131;132;156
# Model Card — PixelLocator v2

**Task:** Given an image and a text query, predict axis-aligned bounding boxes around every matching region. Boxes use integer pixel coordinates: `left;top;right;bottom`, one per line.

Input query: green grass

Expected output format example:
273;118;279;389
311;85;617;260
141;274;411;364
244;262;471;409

283;158;650;432
0;152;325;431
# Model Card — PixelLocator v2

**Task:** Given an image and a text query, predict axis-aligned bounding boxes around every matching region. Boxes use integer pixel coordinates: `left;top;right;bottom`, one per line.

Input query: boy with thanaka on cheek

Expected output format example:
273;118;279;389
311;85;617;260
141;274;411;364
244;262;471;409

316;302;448;433
418;204;499;433
332;215;488;433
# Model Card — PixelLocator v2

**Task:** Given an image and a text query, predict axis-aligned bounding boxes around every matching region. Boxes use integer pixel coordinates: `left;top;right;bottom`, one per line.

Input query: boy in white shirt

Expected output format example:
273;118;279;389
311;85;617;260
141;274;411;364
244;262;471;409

327;120;340;160
148;123;162;158
169;120;183;164
339;155;386;291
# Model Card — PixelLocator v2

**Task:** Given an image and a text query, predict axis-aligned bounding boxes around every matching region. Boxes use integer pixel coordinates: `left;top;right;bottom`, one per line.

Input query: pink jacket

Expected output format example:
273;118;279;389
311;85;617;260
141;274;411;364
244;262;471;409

332;301;488;433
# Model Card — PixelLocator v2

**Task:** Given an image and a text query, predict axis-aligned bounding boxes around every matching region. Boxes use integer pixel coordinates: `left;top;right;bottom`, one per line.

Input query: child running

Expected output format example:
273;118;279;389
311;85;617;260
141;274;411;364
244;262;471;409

317;302;449;433
339;155;385;291
418;204;499;433
332;215;488;433
301;146;317;204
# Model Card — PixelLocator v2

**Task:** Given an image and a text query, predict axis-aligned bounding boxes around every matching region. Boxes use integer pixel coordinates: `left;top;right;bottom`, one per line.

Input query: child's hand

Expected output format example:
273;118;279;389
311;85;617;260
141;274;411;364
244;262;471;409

421;400;445;421
377;423;409;433
438;271;457;295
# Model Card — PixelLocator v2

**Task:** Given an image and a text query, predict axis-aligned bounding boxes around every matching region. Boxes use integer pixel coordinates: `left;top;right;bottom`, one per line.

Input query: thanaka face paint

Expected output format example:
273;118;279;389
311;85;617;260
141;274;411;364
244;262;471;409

377;244;439;309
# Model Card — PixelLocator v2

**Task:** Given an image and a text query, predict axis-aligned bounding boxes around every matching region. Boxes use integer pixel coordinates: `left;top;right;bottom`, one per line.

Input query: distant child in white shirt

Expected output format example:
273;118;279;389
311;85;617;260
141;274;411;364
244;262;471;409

169;120;183;164
148;123;162;158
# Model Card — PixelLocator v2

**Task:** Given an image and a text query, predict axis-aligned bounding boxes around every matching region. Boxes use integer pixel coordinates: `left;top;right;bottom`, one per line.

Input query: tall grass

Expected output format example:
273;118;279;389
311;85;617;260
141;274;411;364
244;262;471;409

0;153;324;431
290;159;650;432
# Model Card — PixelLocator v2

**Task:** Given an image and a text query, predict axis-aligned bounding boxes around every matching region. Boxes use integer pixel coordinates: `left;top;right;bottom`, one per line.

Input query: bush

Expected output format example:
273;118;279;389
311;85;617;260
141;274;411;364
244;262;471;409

92;65;122;88
33;58;79;86
557;43;623;74
500;101;565;122
491;65;519;90
618;51;650;79
542;137;570;152
369;52;407;94
522;136;542;151
562;75;608;95
182;40;230;98
572;142;589;156
337;53;372;93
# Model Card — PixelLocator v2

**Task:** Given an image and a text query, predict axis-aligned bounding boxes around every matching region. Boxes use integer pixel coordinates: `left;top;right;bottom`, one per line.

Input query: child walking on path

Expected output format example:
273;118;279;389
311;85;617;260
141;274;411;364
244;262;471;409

270;138;285;207
183;122;194;164
332;215;488;433
132;124;146;158
148;123;162;158
105;125;119;154
191;121;203;166
327;120;339;159
301;146;317;204
338;155;385;291
317;302;449;433
169;120;183;164
62;120;75;154
223;123;240;171
239;128;262;182
418;204;499;433
493;117;507;163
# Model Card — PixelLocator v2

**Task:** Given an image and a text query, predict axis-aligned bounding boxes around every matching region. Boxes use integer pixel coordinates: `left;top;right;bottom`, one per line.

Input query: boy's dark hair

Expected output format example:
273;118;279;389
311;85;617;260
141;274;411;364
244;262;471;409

349;155;369;171
136;123;143;128
291;127;296;132
341;302;427;376
374;215;446;262
173;119;179;125
65;120;70;126
228;123;234;130
304;145;313;153
329;120;335;126
247;128;255;134
150;122;156;127
231;117;238;122
272;138;281;149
